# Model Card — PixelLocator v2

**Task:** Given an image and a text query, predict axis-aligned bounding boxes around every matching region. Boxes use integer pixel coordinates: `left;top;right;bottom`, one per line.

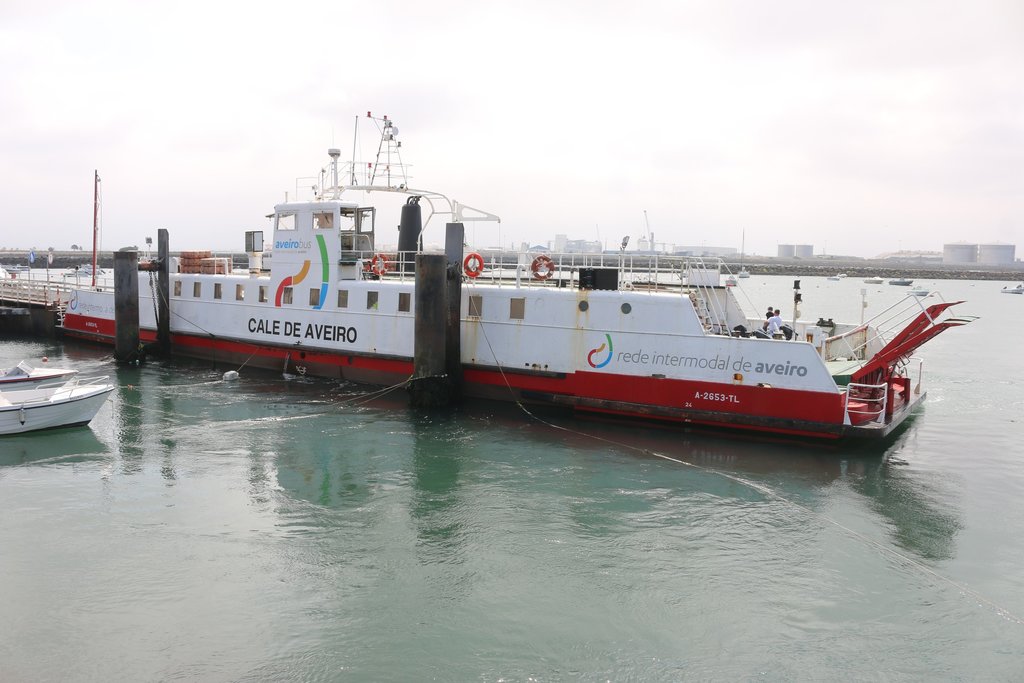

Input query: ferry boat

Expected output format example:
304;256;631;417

61;115;975;440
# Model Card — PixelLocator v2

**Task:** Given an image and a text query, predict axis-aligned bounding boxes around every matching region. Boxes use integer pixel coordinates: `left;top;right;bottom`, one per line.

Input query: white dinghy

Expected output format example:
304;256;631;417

0;361;78;391
0;377;114;435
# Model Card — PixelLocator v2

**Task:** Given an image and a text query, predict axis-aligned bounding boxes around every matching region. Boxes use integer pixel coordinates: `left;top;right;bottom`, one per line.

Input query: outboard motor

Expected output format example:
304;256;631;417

732;324;748;338
752;329;769;339
780;324;794;340
397;196;422;273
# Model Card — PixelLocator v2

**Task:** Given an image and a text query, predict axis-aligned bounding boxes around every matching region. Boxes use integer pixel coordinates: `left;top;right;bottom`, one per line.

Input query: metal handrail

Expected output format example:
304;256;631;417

843;380;888;423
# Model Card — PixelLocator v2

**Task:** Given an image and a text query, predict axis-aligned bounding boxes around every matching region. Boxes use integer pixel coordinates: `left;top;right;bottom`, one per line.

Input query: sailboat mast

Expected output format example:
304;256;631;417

91;170;99;288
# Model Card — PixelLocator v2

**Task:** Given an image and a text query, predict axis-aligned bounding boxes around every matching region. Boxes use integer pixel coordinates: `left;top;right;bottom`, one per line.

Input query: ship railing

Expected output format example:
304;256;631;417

364;250;737;332
0;277;77;310
843;380;888;425
823;292;945;363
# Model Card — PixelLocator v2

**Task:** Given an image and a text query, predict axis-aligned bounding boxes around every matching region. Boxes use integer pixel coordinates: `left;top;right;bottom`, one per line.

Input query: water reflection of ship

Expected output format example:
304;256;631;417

266;391;962;563
0;428;108;467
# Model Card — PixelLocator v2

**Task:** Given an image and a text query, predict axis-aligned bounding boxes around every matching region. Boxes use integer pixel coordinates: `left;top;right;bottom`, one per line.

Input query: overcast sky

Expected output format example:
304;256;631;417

1;0;1021;258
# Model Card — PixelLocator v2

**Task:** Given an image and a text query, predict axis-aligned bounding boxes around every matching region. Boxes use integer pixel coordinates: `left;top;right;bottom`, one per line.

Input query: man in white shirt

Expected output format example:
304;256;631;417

767;309;784;337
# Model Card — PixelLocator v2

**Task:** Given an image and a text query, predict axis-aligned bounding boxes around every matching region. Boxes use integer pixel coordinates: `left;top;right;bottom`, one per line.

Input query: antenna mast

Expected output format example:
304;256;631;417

92;170;100;287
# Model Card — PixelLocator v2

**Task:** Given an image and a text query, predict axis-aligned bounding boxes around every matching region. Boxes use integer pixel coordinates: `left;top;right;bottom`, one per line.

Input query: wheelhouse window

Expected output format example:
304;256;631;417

338;290;349;308
398;292;411;313
235;284;245;301
313;210;334;230
281;287;293;305
276;213;296;231
214;283;222;300
173;280;181;297
259;286;268;303
193;282;202;298
367;291;379;310
309;288;320;306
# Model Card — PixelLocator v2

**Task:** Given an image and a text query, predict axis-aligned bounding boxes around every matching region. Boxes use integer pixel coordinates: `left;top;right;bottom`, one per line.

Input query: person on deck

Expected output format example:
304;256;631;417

763;306;774;331
767;309;784;337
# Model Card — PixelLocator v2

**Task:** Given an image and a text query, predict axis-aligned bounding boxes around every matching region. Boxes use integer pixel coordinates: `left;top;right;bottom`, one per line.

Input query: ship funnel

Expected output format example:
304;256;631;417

398;196;423;273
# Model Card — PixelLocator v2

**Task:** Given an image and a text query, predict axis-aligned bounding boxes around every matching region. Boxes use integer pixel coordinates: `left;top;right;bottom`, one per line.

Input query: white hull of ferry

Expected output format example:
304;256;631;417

63;268;944;440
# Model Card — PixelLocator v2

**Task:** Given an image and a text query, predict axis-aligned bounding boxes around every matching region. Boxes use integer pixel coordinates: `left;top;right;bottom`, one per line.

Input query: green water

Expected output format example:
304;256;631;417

1;277;1022;680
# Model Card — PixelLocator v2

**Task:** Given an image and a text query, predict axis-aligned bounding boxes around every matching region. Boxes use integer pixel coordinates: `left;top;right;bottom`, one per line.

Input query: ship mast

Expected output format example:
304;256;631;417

91;170;100;288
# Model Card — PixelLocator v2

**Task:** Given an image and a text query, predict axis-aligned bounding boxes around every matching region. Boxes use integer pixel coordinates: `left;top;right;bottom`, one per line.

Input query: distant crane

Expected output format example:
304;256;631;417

643;209;655;253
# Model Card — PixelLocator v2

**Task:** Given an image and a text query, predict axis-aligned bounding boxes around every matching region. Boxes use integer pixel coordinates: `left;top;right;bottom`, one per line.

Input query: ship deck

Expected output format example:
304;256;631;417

826;358;866;386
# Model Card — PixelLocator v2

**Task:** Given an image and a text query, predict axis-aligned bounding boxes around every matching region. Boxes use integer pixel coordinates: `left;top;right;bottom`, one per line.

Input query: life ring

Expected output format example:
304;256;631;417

370;254;389;276
531;254;555;280
463;252;485;278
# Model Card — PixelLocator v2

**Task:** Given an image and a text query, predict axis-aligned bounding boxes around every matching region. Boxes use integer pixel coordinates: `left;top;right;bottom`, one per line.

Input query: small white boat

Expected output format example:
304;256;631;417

864;277;884;284
826;273;847;281
737;268;750;278
0;377;114;435
725;275;738;287
1001;283;1024;295
889;278;914;286
0;361;78;391
909;286;929;296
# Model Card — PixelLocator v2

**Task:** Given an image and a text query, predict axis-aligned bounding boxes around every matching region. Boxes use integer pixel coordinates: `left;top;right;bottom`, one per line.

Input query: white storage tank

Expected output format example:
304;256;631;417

943;243;978;264
777;244;796;258
794;244;814;258
977;243;1016;265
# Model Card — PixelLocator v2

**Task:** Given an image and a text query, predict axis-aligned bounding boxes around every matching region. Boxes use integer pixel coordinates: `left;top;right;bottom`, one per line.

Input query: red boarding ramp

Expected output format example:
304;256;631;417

850;301;974;385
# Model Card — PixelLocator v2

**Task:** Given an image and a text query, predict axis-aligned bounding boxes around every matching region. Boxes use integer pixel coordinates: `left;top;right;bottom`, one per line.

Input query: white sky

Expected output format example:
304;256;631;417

1;0;1021;257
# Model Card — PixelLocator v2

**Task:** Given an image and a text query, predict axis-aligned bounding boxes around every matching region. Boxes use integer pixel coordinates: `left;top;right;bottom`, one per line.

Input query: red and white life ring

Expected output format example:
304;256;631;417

531;254;555;280
370;254;389;276
463;252;485;278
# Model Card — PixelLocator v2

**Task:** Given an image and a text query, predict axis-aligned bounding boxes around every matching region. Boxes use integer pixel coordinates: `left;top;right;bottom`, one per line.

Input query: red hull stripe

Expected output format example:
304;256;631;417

62;312;846;432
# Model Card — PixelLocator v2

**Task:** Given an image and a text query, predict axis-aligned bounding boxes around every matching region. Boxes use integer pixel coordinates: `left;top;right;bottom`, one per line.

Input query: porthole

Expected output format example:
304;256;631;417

578;301;589;312
621;303;632;314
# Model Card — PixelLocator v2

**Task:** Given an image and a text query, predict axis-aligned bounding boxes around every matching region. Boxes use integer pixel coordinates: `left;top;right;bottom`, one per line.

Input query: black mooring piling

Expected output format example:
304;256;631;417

444;222;465;398
113;248;143;364
156;228;170;355
410;253;452;408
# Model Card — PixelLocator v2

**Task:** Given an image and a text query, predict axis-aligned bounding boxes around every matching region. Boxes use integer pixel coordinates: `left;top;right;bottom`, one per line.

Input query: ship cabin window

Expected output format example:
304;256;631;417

276;213;296;231
309;288;320;306
367;291;379;310
173;280;181;297
314;210;334;230
510;297;525;320
468;295;483;318
193;282;202;298
398;292;411;313
282;287;293;305
235;284;245;301
338;290;349;308
259;286;268;303
214;283;222;300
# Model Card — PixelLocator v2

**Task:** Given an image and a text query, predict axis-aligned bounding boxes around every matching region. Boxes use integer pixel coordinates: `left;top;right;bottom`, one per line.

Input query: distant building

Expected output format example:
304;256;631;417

777;244;795;258
977;243;1015;265
942;243;977;264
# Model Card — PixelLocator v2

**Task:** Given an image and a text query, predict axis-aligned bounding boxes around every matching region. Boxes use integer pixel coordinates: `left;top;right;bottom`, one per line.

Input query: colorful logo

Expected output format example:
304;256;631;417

275;234;329;309
587;334;614;369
